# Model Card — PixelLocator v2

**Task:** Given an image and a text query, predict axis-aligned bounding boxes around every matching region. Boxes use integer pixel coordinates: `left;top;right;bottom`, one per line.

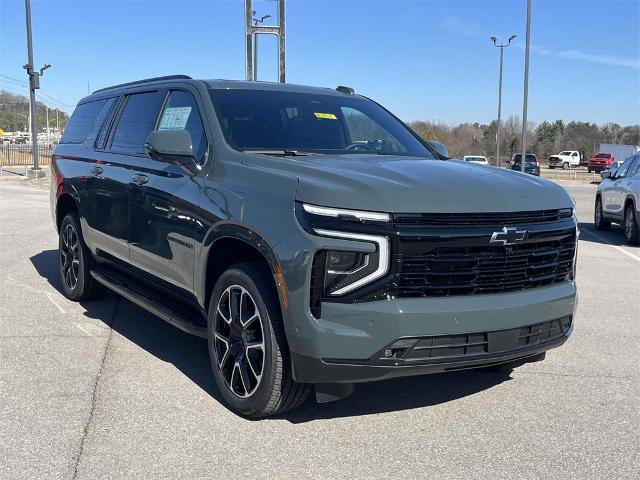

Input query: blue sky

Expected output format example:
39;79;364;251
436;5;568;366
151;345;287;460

1;0;639;125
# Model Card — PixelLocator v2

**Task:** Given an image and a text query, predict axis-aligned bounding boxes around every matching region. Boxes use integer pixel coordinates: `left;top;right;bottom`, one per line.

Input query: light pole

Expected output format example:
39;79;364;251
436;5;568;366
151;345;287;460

23;0;50;174
520;0;532;174
490;34;516;167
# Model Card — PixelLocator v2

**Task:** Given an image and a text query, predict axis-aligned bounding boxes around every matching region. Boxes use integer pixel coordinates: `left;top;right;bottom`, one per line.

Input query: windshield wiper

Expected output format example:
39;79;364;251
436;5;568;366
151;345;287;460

244;149;315;157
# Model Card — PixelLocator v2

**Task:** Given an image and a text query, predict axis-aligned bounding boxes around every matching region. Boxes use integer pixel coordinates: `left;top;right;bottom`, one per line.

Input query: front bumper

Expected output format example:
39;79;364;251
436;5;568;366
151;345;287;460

289;282;576;383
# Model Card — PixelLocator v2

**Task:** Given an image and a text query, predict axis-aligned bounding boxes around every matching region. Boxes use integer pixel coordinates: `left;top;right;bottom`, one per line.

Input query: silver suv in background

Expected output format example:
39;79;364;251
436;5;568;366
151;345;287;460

595;154;640;245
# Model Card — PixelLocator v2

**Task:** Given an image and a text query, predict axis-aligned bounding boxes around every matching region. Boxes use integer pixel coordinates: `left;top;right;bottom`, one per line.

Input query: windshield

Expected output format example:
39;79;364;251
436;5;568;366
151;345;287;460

466;157;485;162
594;153;611;158
209;89;434;157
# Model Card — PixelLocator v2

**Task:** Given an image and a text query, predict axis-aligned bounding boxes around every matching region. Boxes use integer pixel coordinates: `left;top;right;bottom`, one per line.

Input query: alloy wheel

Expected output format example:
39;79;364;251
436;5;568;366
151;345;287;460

214;285;265;398
60;223;80;290
625;208;634;241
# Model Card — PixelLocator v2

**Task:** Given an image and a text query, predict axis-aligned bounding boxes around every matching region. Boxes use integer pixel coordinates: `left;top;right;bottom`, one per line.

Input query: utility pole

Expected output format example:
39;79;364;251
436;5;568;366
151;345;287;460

23;0;50;176
520;0;532;173
245;0;286;82
46;105;50;146
56;108;59;137
490;35;516;167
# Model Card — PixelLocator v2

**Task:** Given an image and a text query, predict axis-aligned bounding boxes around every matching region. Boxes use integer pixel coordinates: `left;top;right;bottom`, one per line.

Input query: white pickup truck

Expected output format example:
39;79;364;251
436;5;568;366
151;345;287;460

548;151;581;169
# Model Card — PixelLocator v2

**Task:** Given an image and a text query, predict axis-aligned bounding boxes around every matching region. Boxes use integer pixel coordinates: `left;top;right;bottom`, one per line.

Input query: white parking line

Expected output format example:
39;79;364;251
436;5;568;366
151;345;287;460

581;228;640;263
45;291;66;314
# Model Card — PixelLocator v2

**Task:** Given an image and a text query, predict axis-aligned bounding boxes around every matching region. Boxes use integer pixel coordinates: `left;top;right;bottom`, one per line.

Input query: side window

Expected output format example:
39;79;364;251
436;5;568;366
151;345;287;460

110;91;163;155
626;156;640;177
94;97;119;149
60;99;107;144
615;157;637;179
157;90;207;163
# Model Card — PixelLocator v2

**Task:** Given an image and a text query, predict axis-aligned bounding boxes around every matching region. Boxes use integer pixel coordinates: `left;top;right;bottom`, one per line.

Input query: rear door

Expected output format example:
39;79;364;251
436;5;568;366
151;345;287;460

128;87;210;292
86;90;165;262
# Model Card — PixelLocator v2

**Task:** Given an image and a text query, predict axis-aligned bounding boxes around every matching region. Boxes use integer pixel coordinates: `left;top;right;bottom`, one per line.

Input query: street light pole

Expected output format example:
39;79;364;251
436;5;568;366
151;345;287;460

23;0;50;174
520;0;532;174
253;13;272;81
490;35;516;167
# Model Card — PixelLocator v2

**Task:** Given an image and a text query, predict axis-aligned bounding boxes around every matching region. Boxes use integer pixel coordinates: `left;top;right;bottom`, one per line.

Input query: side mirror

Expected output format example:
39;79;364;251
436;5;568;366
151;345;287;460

601;170;613;180
145;130;194;165
427;140;449;158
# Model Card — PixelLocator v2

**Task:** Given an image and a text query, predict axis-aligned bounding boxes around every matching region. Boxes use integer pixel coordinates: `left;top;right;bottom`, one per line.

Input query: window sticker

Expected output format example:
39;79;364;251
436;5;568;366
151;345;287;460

159;106;192;130
314;112;337;120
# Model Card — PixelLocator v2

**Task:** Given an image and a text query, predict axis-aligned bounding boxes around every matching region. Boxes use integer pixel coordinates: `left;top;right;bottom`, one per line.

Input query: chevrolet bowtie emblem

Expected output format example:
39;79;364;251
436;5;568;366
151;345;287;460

490;227;528;245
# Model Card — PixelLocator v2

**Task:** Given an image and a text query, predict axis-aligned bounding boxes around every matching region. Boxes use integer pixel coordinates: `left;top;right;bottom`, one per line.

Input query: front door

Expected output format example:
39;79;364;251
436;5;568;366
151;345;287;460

128;88;210;292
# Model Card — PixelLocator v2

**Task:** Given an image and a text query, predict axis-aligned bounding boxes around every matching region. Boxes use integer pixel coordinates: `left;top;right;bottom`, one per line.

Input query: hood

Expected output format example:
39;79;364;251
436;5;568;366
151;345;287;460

242;153;574;213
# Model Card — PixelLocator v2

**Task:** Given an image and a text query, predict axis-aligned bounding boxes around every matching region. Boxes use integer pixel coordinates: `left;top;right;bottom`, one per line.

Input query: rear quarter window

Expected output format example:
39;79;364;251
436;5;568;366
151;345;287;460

60;99;108;144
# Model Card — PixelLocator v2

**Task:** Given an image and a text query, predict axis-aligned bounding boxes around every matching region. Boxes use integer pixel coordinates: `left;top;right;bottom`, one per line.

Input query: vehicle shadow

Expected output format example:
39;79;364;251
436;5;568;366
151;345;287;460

578;221;629;247
31;248;513;422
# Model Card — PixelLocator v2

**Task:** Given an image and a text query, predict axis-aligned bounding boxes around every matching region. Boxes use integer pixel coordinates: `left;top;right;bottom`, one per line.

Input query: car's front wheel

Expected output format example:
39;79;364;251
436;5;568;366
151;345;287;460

58;212;103;301
562;162;569;170
207;263;310;417
594;197;611;231
624;204;640;246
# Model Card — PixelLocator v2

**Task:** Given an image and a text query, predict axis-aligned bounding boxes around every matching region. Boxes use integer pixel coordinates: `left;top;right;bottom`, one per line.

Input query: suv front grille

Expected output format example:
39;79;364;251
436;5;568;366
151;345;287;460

395;232;576;297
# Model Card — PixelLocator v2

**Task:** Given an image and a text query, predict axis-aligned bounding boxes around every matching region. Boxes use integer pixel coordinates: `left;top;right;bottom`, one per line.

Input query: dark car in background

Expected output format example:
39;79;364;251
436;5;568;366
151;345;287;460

510;153;540;176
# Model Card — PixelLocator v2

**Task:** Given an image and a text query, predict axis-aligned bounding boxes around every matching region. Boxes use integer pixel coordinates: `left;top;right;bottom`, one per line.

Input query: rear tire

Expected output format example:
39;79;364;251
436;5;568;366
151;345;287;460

207;263;310;417
58;212;103;301
594;197;611;231
624;204;640;246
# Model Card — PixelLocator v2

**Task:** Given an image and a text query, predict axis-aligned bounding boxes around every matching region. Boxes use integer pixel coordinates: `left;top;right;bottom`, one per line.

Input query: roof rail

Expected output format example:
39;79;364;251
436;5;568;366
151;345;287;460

92;75;193;94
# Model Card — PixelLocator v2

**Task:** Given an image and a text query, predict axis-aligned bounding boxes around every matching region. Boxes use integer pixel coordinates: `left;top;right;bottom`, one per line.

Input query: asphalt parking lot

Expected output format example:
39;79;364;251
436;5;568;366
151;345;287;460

0;180;638;480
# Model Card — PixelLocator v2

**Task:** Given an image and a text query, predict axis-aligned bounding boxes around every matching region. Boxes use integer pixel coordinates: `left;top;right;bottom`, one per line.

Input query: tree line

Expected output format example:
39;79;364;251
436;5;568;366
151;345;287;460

0;90;69;133
409;117;640;163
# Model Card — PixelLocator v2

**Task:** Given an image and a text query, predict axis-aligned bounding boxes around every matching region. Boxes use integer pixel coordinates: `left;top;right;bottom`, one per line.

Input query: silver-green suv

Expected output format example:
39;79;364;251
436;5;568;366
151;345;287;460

52;76;577;417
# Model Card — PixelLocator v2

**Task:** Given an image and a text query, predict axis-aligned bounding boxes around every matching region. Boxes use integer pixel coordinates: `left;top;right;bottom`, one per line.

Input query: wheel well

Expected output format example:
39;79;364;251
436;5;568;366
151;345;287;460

625;197;636;212
56;193;77;232
204;237;277;309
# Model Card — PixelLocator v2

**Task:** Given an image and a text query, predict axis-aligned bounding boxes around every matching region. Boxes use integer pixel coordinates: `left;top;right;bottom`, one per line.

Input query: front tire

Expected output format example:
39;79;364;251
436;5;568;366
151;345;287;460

58;212;103;301
562;162;569;170
624;204;640;246
207;263;310;417
594;197;611;231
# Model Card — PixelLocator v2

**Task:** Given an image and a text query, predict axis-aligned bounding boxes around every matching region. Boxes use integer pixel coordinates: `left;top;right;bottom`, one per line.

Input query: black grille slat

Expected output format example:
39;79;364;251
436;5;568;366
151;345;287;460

393;209;573;226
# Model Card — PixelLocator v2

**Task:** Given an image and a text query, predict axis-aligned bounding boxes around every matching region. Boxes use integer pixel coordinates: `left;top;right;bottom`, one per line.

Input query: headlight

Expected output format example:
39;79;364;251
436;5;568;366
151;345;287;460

302;203;390;222
314;229;389;296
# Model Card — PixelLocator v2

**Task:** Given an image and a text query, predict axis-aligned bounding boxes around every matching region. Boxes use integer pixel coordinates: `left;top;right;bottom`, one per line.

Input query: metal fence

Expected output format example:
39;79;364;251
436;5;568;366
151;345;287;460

0;144;54;166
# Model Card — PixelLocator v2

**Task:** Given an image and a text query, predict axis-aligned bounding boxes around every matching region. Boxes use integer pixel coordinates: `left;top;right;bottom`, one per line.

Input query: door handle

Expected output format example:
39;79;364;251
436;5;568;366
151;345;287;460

90;166;103;175
131;174;149;186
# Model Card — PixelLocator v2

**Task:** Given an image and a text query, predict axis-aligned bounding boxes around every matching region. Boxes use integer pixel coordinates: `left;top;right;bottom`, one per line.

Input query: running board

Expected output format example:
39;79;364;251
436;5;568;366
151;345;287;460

91;267;207;338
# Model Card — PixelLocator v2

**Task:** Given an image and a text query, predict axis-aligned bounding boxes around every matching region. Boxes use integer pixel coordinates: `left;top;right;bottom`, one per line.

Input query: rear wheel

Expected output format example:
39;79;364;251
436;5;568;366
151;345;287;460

594;197;611;231
624;204;640;246
58;212;103;301
207;263;310;417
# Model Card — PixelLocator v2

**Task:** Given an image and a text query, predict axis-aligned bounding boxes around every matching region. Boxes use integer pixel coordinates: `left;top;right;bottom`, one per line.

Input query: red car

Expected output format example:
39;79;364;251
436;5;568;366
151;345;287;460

588;152;615;173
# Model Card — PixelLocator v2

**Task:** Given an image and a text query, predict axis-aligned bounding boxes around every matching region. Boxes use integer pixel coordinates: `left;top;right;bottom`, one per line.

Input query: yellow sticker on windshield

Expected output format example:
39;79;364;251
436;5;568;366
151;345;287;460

314;112;337;120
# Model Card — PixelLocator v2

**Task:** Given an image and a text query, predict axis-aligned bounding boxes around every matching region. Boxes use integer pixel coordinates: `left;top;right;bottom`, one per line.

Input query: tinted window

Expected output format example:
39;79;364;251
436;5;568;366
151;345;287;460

614;157;635;179
110;91;163;154
60;99;107;144
209;89;434;157
94;97;119;149
625;156;640;177
513;154;536;162
594;153;611;158
157;90;207;162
